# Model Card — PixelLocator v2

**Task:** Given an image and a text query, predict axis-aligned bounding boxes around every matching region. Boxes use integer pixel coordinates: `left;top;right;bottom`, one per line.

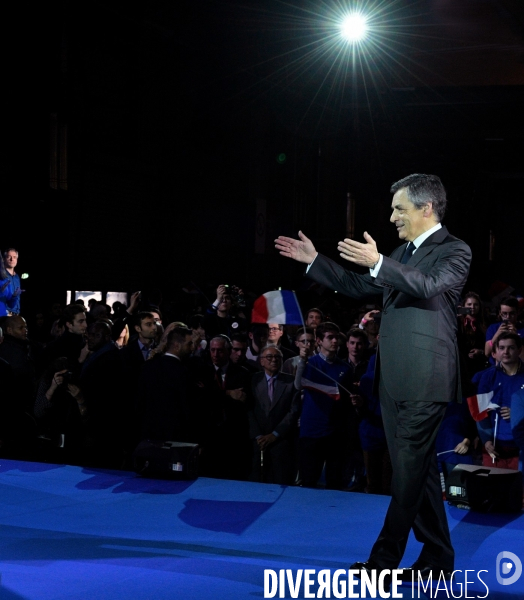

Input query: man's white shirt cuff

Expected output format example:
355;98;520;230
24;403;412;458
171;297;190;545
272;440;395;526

370;254;383;277
305;253;319;273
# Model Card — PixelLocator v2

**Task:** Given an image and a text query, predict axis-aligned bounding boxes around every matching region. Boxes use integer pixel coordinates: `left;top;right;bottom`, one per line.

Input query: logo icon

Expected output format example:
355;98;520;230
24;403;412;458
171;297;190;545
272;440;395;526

496;551;522;586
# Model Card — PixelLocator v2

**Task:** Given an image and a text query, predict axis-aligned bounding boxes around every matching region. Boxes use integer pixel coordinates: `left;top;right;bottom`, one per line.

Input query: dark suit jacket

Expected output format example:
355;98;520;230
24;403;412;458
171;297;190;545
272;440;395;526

308;226;472;404
248;371;300;439
79;343;127;443
120;338;147;372
137;354;193;442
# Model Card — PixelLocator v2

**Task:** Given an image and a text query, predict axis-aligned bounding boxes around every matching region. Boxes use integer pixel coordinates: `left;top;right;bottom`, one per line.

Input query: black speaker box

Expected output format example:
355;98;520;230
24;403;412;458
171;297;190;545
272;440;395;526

133;440;199;480
446;464;523;513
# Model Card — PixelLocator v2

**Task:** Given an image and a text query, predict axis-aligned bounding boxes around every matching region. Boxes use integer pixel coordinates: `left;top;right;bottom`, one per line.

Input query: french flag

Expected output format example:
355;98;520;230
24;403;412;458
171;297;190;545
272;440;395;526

301;377;340;401
251;290;303;325
467;390;499;421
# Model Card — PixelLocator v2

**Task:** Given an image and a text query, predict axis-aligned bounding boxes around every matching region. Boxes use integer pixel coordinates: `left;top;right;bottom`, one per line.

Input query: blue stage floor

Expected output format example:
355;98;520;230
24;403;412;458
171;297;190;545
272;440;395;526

0;460;522;599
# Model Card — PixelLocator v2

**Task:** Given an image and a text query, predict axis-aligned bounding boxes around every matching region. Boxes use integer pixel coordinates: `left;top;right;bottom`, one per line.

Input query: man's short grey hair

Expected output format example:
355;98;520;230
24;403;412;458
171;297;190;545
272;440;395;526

390;173;447;222
210;335;232;350
259;344;283;358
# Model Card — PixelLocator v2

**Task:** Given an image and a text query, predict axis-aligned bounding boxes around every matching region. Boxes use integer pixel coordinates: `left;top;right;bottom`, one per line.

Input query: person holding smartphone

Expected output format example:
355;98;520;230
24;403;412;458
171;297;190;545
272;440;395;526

484;297;524;362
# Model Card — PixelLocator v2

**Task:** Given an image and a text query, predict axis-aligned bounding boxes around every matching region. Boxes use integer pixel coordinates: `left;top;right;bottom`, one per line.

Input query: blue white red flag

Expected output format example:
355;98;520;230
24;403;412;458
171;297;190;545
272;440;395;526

466;390;499;421
301;376;340;401
251;290;303;325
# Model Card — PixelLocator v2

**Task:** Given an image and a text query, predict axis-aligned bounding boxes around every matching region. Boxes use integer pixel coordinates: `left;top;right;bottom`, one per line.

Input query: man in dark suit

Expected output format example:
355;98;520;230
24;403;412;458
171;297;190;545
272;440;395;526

197;335;253;480
121;311;158;371
276;174;472;581
248;345;300;484
74;321;127;468
137;326;195;443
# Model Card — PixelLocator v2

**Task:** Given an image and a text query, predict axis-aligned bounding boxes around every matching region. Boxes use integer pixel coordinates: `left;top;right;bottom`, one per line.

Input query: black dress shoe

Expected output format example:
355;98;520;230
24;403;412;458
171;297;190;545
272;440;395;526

400;560;453;582
349;560;391;589
349;560;383;574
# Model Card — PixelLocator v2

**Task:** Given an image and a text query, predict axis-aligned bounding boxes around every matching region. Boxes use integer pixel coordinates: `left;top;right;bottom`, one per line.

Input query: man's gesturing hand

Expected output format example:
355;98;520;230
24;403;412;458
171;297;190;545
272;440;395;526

338;232;380;268
275;231;318;264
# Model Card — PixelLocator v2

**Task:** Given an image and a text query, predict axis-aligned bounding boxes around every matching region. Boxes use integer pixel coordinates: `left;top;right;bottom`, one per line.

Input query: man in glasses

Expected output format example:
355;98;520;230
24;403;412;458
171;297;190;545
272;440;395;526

484;297;524;362
282;327;316;376
248;345;300;484
268;322;294;361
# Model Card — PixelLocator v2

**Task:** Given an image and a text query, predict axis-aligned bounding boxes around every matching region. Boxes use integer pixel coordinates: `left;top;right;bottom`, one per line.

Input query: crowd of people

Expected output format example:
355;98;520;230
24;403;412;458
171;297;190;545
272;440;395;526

0;246;523;493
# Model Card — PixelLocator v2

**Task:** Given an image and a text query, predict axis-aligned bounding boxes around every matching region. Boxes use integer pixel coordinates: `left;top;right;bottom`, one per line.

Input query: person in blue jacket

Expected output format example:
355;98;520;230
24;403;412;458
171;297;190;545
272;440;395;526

0;253;17;317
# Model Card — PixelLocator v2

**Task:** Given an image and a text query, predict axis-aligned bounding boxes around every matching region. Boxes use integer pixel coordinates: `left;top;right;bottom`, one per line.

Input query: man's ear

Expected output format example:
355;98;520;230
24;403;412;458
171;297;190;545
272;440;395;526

134;324;141;334
423;202;432;217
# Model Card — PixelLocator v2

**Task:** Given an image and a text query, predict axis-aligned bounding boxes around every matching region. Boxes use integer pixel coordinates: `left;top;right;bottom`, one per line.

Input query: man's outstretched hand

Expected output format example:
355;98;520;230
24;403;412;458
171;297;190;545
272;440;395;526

338;232;380;268
275;231;318;264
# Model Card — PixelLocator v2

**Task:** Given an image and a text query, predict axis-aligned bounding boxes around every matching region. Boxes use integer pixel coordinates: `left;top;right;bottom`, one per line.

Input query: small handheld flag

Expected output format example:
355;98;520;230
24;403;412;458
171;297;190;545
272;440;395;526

251;290;303;325
466;390;499;421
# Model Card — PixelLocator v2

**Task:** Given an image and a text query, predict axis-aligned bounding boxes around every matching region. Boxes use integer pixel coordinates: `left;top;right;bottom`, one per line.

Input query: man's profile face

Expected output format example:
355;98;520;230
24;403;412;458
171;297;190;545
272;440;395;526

499;304;517;324
496;339;520;367
5;251;18;269
230;341;246;364
136;317;157;340
67;313;87;336
8;317;28;340
179;335;194;358
390;188;428;242
210;340;229;367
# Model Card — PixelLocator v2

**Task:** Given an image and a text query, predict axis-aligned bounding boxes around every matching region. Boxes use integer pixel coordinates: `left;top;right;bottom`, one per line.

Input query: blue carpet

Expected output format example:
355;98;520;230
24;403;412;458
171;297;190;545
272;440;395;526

0;460;522;599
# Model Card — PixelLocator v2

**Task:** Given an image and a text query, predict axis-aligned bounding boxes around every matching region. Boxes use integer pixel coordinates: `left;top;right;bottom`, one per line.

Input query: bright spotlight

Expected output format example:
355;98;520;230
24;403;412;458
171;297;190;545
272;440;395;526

340;13;368;42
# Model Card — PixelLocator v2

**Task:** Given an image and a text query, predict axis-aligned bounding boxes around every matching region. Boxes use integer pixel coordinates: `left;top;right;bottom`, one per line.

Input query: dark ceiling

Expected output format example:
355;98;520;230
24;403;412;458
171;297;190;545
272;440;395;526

5;0;524;309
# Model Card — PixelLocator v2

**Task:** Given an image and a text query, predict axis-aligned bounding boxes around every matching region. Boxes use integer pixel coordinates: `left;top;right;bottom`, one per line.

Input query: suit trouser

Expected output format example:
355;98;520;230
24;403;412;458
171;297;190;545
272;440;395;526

299;433;348;490
249;438;297;485
369;380;455;570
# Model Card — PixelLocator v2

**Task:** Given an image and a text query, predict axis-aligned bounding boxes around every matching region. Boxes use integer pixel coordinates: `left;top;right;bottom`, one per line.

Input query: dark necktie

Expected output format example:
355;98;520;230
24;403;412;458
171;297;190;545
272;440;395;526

215;368;224;389
268;376;274;403
400;242;415;264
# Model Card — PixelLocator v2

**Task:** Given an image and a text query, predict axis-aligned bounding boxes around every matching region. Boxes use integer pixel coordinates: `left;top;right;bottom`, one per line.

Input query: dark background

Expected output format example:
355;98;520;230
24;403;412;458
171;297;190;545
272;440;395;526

4;0;524;315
